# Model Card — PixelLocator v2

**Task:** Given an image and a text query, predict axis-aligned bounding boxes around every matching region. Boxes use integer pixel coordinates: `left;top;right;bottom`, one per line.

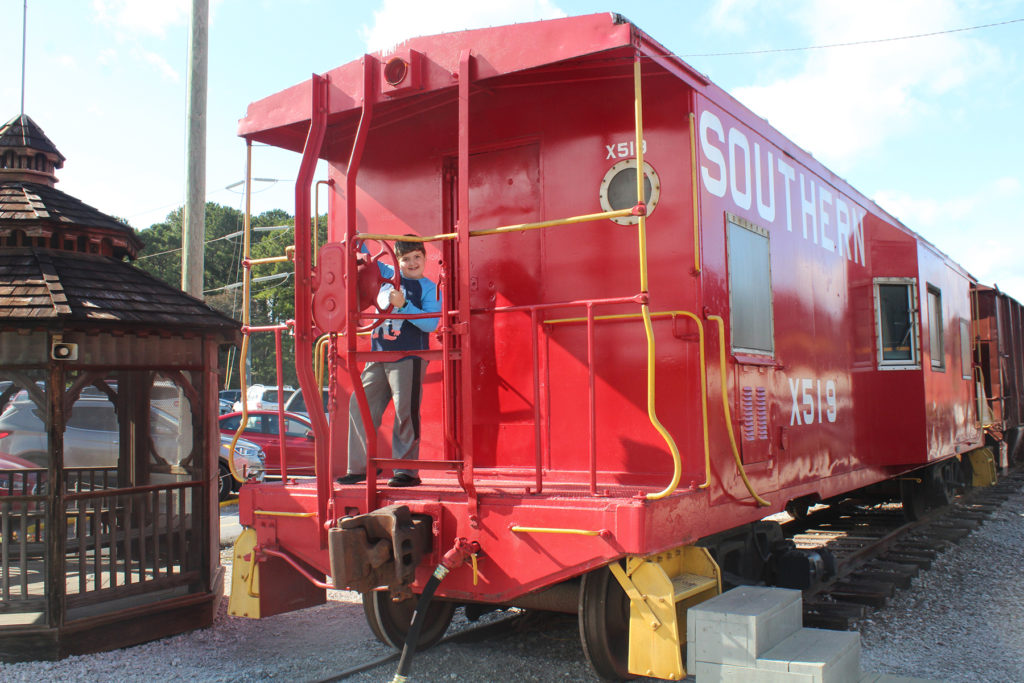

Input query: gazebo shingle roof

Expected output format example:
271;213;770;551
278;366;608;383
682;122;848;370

0;248;239;334
0;182;144;256
0;114;64;164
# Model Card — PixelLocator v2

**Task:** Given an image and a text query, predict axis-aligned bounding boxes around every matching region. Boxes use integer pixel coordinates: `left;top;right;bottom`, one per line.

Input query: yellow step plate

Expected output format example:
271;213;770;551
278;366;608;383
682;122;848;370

671;572;719;603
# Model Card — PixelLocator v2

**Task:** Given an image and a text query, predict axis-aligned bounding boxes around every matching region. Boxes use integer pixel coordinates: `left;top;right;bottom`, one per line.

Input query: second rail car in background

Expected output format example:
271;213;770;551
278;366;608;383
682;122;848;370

226;13;1023;681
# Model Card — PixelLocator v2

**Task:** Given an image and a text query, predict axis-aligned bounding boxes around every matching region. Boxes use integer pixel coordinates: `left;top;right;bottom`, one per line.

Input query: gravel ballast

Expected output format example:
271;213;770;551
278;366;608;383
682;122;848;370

1;485;1021;682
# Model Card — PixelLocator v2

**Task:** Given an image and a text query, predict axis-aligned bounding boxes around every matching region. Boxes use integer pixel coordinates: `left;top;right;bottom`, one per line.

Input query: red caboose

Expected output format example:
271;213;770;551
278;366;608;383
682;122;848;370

228;14;991;679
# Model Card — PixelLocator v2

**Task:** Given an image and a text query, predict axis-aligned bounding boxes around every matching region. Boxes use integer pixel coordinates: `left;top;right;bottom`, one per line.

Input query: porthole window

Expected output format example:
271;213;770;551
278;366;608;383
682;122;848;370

598;159;661;225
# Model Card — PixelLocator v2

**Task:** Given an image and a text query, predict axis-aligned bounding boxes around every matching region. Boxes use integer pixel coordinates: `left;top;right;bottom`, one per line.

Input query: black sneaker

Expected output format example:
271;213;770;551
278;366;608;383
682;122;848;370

336;469;382;485
387;473;421;488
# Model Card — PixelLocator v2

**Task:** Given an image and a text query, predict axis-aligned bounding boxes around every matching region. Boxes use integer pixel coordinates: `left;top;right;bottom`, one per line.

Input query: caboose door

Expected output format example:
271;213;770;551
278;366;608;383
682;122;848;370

444;143;543;469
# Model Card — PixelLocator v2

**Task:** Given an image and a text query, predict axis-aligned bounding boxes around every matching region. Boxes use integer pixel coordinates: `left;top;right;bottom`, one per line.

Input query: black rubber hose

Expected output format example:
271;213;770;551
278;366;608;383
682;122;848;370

391;566;447;682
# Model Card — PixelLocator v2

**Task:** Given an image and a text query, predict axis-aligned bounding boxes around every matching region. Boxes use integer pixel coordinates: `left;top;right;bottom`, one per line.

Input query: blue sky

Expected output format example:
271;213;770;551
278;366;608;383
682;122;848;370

3;0;1023;300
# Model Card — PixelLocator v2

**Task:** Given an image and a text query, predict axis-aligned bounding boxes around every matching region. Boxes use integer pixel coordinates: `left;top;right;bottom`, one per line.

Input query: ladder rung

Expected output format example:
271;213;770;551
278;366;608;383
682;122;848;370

372;458;462;471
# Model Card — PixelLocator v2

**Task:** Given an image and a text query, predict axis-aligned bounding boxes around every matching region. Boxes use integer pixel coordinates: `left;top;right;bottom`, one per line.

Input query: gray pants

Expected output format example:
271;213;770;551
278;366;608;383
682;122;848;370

347;358;425;476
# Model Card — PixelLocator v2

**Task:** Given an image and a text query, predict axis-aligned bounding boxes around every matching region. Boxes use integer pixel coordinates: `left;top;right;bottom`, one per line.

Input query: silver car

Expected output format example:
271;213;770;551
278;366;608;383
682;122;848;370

0;396;264;501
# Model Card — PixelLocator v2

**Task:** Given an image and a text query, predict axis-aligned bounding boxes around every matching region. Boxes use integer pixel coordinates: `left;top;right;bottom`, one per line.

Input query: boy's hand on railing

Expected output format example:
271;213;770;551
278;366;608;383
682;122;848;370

388;288;406;309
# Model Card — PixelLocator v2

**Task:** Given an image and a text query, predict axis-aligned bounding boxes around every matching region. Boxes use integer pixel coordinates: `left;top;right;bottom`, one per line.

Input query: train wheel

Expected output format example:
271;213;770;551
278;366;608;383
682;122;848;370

928;459;961;507
900;476;929;521
362;590;456;650
579;565;635;681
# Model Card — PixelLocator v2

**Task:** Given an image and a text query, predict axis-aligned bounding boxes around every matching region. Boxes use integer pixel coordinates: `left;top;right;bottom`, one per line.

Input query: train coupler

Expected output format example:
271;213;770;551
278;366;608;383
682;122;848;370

329;505;432;593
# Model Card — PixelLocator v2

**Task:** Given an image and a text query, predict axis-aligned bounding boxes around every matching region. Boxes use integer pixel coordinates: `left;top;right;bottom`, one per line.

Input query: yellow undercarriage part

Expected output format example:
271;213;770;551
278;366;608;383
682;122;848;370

609;545;721;680
227;527;262;619
967;447;998;487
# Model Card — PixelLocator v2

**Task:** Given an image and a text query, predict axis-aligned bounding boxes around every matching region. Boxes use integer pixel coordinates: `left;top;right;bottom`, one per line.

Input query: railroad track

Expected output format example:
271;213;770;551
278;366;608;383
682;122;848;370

789;468;1024;630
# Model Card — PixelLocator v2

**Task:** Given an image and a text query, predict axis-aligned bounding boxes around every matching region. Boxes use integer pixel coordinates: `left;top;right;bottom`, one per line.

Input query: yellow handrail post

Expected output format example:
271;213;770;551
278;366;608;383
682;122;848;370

228;139;254;485
688;112;702;274
707;315;770;507
632;56;682;501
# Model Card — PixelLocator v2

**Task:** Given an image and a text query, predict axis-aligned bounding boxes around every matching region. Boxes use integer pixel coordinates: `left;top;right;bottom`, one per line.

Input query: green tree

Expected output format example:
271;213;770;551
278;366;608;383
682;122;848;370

133;204;328;391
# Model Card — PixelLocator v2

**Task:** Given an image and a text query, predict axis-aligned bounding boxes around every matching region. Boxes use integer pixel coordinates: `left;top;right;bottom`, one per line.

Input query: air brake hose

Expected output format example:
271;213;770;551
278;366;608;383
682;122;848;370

390;565;448;683
391;538;479;683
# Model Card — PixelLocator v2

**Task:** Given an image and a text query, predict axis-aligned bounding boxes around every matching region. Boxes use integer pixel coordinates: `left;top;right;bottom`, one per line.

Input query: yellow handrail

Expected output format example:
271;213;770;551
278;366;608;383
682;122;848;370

254;510;317;518
314;334;330;387
542;310;711;490
228;140;254;486
707;315;770;507
688;112;702;273
355;208;637;245
510;526;605;536
632;57;682;502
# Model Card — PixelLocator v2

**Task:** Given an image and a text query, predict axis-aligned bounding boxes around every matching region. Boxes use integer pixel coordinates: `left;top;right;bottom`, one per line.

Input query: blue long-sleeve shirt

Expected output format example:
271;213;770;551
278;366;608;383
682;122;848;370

373;260;440;353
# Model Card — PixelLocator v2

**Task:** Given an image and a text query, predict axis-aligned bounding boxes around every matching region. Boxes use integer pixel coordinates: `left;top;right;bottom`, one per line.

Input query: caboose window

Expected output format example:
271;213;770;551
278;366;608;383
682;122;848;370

598;159;661;225
726;214;774;355
960;318;973;380
874;278;919;369
927;286;944;370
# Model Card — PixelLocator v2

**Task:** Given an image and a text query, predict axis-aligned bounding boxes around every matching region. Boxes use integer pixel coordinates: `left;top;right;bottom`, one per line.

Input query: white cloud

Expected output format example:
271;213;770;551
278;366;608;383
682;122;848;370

137;49;181;83
706;0;762;34
873;181;1024;300
97;48;118;66
726;0;989;170
360;0;567;53
92;0;190;39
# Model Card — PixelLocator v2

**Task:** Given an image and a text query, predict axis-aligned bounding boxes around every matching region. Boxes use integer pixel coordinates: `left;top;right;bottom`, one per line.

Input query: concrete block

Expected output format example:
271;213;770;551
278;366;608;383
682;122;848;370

687;586;803;669
758;627;860;683
697;660;814;683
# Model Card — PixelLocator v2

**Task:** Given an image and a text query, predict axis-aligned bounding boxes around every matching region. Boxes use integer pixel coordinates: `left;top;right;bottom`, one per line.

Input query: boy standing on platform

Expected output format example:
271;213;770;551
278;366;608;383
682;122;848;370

338;239;440;487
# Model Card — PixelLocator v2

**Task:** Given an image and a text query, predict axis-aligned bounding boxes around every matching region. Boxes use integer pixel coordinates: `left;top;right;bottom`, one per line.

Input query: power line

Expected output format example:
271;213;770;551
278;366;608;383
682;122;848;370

680;17;1024;58
135;224;292;261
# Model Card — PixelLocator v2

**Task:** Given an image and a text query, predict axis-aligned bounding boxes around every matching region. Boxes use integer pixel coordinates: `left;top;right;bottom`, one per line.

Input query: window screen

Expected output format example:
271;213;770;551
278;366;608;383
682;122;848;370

875;278;919;368
878;285;914;361
960;318;972;380
927;286;944;370
727;215;774;354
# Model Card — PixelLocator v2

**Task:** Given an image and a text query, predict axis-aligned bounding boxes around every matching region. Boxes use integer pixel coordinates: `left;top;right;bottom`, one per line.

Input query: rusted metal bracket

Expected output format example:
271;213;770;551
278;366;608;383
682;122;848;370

328;505;432;593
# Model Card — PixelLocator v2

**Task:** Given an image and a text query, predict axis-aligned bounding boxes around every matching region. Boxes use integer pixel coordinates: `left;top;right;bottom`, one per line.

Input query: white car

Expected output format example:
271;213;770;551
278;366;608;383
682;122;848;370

232;384;295;413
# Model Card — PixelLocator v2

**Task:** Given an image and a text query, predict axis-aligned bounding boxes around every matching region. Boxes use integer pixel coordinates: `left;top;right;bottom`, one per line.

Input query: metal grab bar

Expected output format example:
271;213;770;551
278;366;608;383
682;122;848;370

707;315;771;507
688;111;702;274
631;56;682;502
543;310;711;491
353;208;638;245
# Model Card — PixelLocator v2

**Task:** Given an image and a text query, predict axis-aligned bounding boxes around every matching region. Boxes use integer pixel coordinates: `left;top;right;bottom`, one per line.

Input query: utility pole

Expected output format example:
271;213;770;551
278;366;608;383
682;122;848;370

182;0;208;297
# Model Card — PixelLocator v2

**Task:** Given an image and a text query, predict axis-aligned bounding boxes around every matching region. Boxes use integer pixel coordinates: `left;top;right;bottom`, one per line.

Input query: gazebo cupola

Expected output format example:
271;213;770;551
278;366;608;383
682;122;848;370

0;114;142;259
0;114;65;186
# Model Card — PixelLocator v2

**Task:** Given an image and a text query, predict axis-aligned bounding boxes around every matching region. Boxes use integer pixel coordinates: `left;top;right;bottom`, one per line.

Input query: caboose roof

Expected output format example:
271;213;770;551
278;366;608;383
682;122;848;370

237;12;707;152
237;12;973;284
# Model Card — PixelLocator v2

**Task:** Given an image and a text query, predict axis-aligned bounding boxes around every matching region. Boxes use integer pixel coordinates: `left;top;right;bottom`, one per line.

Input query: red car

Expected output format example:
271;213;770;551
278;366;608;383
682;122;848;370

219;411;316;476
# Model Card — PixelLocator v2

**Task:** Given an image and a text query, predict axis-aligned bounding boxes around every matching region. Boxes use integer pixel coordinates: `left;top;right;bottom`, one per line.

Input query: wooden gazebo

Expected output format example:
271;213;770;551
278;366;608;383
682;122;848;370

0;114;240;660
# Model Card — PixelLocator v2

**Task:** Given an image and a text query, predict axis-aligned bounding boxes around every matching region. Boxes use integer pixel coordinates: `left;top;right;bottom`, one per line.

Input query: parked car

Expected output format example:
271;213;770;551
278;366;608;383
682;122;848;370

0;451;43;498
219;389;242;404
0;396;263;501
232;384;295;413
282;387;330;420
219;434;265;501
219;410;315;476
219;398;235;415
